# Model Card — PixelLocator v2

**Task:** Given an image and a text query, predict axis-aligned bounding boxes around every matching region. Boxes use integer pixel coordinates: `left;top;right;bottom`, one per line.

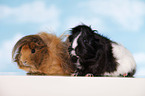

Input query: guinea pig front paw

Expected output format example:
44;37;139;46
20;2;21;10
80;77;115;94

27;72;33;75
85;73;94;77
71;73;78;77
27;72;46;75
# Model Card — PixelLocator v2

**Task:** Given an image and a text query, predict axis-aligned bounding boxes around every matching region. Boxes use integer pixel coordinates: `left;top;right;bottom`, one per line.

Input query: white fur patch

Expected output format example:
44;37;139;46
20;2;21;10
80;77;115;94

104;43;136;76
72;32;81;49
75;59;82;69
13;47;19;61
71;50;76;56
71;32;82;70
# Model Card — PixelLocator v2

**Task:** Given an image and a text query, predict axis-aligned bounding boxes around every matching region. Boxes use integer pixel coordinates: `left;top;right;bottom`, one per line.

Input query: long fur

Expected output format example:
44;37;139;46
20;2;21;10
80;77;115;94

12;32;74;75
68;24;136;77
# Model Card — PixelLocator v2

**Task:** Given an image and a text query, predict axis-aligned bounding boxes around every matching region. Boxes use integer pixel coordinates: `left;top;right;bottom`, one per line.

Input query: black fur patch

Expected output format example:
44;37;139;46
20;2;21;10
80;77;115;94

69;24;118;76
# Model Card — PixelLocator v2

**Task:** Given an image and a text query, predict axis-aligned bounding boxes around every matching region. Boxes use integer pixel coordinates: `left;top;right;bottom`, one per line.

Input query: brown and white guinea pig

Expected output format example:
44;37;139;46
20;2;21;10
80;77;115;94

12;32;74;75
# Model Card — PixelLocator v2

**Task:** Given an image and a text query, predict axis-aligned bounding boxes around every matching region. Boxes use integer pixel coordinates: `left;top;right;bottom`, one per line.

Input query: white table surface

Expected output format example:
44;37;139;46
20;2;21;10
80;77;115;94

0;76;145;96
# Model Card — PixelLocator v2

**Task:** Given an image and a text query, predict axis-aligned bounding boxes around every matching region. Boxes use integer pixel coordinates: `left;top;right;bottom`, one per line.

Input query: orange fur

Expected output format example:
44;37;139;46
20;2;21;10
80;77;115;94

12;32;74;75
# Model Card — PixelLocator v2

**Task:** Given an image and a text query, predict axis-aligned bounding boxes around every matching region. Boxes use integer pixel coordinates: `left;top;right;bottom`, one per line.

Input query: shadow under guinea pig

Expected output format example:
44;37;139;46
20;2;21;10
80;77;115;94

12;32;75;76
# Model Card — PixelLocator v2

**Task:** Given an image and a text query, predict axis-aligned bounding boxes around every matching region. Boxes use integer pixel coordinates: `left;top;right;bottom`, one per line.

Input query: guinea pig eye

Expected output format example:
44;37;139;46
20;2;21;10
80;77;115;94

31;49;35;53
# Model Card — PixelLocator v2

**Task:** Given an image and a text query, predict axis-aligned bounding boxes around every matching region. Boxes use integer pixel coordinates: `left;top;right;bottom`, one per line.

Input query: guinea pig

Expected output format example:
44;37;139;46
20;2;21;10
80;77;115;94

68;24;136;77
12;32;74;75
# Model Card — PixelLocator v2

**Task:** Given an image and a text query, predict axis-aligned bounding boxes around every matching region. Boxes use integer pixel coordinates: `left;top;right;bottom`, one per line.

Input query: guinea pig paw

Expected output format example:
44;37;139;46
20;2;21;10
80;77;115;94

119;73;128;77
27;72;32;75
71;73;78;77
123;73;128;77
85;73;94;77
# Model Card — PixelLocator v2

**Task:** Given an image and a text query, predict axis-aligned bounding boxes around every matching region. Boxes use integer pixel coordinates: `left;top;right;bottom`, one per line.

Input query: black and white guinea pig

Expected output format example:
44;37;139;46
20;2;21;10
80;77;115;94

68;24;136;77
